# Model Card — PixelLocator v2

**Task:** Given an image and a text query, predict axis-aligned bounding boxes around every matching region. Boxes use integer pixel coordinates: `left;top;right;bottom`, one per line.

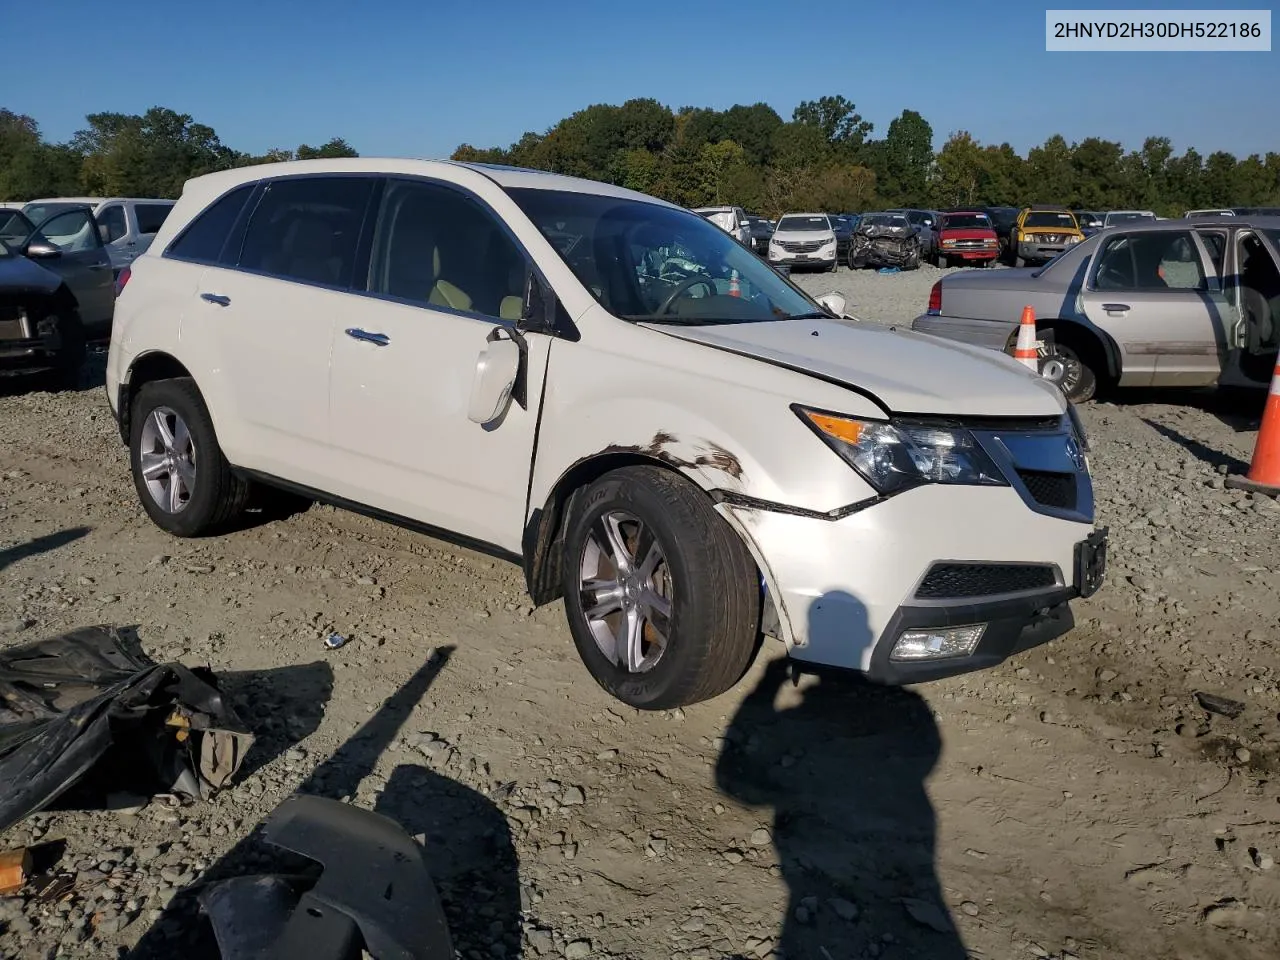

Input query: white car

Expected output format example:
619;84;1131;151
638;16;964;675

23;197;175;273
768;213;839;271
1102;210;1157;228
106;158;1105;710
692;205;751;246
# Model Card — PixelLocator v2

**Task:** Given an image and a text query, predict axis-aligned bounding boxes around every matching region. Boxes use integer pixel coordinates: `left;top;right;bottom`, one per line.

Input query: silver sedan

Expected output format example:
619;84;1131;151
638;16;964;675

911;218;1280;402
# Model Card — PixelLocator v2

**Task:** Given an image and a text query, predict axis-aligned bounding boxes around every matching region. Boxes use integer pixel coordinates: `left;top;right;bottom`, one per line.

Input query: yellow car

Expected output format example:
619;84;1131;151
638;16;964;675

1010;206;1084;266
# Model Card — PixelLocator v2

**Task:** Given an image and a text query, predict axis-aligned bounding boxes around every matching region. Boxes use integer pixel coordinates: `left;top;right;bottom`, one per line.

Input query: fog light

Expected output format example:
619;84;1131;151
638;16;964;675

891;624;986;661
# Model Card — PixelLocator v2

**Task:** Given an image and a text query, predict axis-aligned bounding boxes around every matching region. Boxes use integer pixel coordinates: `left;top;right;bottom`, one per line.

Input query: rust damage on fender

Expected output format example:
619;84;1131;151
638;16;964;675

603;431;745;484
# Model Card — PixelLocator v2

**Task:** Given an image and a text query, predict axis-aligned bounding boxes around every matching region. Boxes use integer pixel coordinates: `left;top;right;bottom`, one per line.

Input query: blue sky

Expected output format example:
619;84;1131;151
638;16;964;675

6;0;1277;159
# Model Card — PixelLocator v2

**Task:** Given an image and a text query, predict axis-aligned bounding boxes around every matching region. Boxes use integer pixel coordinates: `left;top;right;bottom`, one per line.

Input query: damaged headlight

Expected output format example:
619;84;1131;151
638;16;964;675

795;407;1008;495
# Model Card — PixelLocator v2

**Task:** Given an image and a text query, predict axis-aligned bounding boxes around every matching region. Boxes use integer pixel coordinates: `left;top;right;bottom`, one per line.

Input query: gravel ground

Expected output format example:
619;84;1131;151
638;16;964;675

1;267;1279;959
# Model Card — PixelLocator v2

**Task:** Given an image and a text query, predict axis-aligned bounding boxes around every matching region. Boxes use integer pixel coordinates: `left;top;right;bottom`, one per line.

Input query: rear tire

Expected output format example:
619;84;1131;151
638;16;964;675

1048;341;1098;403
129;378;250;537
561;466;760;710
40;310;86;391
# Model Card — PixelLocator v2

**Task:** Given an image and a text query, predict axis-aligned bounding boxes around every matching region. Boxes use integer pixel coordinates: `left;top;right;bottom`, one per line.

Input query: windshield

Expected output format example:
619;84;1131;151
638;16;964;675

942;214;992;230
1262;229;1280;247
1105;212;1155;225
1025;211;1077;229
22;202;90;224
861;214;910;229
776;215;829;232
508;188;821;325
0;236;10;258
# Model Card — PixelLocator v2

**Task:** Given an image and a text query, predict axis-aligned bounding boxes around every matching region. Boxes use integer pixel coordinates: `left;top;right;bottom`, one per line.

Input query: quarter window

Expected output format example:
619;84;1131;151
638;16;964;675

98;205;127;243
134;203;174;235
1198;231;1226;278
167;184;256;264
238;177;374;288
1093;231;1206;291
366;179;528;321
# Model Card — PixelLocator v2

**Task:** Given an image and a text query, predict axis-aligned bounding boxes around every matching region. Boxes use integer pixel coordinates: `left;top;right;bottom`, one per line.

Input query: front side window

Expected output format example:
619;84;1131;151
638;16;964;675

508;188;820;325
1093;231;1206;291
167;184;256;263
98;205;127;243
366;179;528;321
238;176;374;288
134;203;174;235
22;202;87;224
34;209;102;253
0;210;34;247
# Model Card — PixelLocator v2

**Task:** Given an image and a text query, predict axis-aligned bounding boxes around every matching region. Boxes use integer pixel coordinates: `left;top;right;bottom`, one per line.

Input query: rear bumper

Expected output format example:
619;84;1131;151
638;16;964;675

0;328;59;373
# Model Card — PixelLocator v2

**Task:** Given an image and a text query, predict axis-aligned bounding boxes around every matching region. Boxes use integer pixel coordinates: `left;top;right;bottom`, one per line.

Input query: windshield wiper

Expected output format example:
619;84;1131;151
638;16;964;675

782;311;830;320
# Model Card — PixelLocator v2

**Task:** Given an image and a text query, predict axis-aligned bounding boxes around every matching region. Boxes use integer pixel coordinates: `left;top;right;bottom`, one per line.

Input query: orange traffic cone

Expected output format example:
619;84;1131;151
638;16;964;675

728;269;741;298
1013;305;1039;372
1226;356;1280;497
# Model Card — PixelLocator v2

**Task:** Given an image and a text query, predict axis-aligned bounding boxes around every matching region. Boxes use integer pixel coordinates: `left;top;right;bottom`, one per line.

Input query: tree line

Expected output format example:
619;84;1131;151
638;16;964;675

0;106;357;202
4;99;1278;218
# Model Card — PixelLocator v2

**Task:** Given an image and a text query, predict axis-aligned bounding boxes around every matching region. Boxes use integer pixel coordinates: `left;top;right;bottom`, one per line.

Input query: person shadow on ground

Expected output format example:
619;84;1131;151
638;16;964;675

715;591;968;960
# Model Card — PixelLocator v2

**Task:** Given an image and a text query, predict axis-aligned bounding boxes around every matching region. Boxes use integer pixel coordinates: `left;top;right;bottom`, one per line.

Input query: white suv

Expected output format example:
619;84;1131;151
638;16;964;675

107;159;1106;709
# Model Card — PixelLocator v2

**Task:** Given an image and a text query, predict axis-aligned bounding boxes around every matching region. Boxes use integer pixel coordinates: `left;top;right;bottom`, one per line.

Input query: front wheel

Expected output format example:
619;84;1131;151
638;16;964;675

904;246;921;271
129;378;250;536
561;466;760;710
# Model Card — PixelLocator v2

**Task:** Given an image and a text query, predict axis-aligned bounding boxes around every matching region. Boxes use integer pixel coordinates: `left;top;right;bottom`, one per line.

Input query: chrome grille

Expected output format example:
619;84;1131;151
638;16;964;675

780;240;821;253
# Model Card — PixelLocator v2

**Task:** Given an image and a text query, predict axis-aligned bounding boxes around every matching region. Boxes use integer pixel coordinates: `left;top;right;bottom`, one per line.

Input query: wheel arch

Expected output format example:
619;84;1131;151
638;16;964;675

1005;317;1123;384
522;451;765;608
117;351;195;444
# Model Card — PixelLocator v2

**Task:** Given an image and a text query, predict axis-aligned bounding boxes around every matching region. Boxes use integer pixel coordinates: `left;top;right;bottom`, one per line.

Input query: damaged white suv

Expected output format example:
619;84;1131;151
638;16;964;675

106;159;1107;709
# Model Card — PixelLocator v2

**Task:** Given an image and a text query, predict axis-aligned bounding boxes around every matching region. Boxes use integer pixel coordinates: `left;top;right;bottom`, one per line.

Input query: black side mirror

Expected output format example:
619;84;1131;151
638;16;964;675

24;240;62;260
520;268;556;335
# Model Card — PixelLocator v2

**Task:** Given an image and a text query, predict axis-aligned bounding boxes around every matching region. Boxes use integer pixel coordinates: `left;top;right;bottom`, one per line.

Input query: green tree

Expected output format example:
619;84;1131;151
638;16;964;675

877;109;934;205
792;95;873;149
697;140;747;204
1025;134;1075;204
295;137;359;160
932;131;985;207
1069;137;1124;209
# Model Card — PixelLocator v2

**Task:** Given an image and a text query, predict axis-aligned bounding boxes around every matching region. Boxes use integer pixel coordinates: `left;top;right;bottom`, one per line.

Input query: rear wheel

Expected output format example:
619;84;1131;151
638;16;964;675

561;466;760;710
1045;341;1098;403
129;378;250;536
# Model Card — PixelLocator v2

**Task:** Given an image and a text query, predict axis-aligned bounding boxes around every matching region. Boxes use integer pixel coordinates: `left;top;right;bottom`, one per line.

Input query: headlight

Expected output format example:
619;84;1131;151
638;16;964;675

821;237;835;246
769;238;782;246
796;408;1007;494
1067;235;1082;244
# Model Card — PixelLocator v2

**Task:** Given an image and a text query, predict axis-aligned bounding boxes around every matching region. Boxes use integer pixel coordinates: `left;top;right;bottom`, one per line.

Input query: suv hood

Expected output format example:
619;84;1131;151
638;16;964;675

940;228;996;241
641;318;1066;416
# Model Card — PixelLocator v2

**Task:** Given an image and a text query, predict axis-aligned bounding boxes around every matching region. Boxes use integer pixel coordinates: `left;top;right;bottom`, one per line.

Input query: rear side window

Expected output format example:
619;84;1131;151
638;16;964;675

166;185;256;263
238;177;374;288
134;203;174;235
1094;230;1206;291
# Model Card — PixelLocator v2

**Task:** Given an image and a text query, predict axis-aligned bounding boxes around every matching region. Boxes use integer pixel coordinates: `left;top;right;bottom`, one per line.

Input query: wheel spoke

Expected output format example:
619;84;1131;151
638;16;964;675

172;417;192;456
639;589;672;639
582;578;623;620
166;474;184;513
149;409;174;449
616;606;645;673
635;527;663;581
591;513;633;574
172;456;196;491
140;451;168;480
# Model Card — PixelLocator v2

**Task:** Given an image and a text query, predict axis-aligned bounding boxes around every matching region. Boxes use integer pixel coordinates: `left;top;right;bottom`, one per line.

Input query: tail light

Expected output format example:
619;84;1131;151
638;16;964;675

114;265;131;297
927;280;942;315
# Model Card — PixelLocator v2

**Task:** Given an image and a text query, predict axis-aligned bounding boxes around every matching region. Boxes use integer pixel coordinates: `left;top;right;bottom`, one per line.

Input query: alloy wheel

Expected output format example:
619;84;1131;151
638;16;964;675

578;510;673;673
138;406;197;513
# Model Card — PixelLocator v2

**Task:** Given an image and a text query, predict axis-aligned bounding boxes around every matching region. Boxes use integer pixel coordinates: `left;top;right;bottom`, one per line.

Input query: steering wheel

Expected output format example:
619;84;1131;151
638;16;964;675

656;274;718;316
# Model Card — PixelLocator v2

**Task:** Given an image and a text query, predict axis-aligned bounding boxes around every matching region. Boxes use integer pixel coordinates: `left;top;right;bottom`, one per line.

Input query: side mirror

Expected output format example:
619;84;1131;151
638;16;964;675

24;240;61;260
739;220;749;228
816;292;846;316
467;331;522;425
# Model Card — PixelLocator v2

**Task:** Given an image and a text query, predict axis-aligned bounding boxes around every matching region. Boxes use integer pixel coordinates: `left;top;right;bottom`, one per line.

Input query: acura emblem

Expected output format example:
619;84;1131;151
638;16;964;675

1065;436;1086;472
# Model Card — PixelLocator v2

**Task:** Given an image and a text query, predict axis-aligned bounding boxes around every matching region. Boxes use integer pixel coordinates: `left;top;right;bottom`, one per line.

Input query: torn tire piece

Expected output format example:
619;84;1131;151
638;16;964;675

1193;691;1246;719
0;625;254;833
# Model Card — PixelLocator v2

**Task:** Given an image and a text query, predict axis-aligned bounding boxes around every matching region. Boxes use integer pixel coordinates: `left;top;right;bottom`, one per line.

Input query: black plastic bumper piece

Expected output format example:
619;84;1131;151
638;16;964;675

200;794;454;960
865;587;1078;685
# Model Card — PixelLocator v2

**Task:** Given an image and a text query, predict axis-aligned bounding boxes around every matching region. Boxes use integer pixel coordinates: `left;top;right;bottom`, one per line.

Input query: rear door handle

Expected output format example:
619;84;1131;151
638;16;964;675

345;327;390;346
1102;303;1130;313
200;293;231;306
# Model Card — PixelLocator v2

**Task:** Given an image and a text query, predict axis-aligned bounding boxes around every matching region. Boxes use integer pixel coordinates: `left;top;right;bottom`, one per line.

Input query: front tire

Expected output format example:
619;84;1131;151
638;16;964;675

561;466;760;710
129;378;250;536
39;310;86;391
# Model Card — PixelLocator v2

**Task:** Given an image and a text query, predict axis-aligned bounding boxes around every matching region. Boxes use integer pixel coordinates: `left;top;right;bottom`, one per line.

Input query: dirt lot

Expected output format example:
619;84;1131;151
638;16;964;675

1;264;1279;960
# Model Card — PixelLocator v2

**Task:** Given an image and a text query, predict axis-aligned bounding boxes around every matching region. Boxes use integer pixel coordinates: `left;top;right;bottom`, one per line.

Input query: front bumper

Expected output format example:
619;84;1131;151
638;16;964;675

1016;239;1070;261
0;315;62;373
768;246;836;266
718;479;1101;682
942;246;999;261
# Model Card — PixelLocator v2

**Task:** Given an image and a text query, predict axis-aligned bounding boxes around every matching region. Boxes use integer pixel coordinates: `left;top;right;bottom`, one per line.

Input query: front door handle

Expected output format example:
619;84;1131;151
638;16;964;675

200;293;231;306
345;327;390;346
1101;303;1130;312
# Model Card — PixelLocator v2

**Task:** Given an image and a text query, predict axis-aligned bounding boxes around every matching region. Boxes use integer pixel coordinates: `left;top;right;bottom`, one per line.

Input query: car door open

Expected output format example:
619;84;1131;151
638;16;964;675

25;208;115;335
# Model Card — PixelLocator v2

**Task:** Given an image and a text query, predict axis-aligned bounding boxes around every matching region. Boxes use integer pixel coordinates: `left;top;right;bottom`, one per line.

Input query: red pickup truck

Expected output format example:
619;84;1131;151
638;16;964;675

936;211;1000;267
